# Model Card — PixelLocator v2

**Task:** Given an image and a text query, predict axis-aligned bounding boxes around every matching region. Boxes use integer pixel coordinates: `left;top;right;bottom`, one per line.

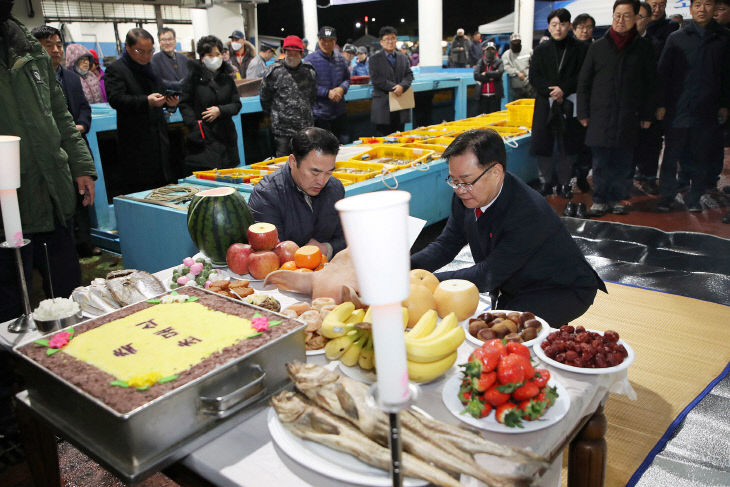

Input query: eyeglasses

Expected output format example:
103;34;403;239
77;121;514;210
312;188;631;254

133;47;155;56
613;13;635;21
445;164;497;192
637;14;650;19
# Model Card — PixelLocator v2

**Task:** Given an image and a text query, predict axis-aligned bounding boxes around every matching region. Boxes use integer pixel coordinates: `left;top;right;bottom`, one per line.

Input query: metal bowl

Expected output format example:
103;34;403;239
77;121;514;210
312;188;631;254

33;310;84;333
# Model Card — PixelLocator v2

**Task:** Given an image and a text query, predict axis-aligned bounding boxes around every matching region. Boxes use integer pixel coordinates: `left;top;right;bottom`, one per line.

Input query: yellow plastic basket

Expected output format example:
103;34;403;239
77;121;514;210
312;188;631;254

358;136;419;144
506;99;535;127
332;161;384;182
249;156;289;171
396;125;458;137
423;136;456;147
401;143;445;161
348;145;434;169
193;168;272;184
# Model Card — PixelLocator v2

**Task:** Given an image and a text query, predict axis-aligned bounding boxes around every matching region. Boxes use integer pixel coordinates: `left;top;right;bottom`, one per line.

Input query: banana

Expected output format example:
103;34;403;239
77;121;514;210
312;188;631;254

320;302;356;338
402;307;409;329
324;330;361;360
345;308;366;325
405;309;438;339
421;312;458;341
362;306;372;324
341;332;368;367
358;333;375;370
407;351;458;383
405;325;465;363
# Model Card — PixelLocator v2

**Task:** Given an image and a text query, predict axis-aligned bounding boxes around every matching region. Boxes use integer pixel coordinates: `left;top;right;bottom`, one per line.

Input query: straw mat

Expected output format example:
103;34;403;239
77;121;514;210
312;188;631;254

559;282;730;487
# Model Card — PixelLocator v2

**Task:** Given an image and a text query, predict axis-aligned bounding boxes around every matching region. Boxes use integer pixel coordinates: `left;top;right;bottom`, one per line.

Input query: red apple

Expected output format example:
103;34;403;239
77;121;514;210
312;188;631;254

273;240;300;266
248;250;280;279
247;222;279;251
226;243;253;275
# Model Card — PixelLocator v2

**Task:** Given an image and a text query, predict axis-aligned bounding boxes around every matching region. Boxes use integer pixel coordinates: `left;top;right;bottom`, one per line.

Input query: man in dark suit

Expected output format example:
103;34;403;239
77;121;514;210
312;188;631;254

150;26;189;91
368;25;414;135
411;130;606;326
106;28;179;196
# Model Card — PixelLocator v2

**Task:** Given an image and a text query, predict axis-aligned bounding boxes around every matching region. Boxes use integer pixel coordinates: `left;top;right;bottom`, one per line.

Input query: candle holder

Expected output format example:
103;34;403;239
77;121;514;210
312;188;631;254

2;239;35;333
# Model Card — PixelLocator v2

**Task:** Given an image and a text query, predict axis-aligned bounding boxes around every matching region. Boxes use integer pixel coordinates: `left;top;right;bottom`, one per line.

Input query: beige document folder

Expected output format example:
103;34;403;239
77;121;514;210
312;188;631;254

389;88;415;111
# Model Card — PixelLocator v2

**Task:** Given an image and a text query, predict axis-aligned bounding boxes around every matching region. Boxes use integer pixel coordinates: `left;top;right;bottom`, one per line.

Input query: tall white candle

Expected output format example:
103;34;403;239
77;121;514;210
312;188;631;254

0;136;22;247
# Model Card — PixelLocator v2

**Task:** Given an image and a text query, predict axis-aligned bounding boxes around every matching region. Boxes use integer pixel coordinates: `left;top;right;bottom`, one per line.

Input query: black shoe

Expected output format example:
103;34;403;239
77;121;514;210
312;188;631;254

576;176;590;193
562;201;577;217
587;203;609;217
687;201;703;212
77;242;102;258
656;199;672;212
637;180;660;195
539;182;554;196
575;202;588;219
558;184;573;199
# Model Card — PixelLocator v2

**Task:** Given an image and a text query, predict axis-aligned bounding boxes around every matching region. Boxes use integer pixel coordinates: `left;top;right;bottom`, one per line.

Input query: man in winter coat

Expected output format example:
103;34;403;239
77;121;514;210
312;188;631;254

246;41;277;79
0;6;97;323
248;127;345;259
502;33;534;101
473;41;504;115
352;46;369;76
106;28;180;196
259;35;317;157
180;35;242;173
578;0;657;217
304;26;351;144
529;8;588;199
655;0;729;213
228;30;254;78
369;26;414;136
449;28;471;67
151;27;188;92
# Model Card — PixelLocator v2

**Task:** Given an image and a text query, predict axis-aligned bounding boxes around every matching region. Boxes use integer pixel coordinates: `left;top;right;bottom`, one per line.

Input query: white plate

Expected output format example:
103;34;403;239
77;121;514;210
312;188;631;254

441;374;570;434
463;309;551;351
305;348;326;356
338;361;377;384
533;329;635;375
267;408;428;486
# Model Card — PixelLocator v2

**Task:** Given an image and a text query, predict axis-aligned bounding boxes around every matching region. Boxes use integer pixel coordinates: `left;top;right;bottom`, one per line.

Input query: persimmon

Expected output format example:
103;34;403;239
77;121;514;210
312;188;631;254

280;261;297;271
294;245;322;270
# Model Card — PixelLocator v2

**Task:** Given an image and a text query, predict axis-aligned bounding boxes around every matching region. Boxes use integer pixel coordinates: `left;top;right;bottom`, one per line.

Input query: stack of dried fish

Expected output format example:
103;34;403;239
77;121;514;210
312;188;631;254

270;361;549;487
71;270;166;315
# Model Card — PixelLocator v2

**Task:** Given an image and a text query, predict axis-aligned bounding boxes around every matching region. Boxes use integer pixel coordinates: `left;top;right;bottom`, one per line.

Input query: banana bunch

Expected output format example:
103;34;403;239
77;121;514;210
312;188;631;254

405;310;465;383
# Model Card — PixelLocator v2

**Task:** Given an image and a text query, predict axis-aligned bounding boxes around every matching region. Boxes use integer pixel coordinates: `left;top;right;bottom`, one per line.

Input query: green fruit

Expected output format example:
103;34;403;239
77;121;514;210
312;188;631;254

187;187;254;265
170;283;179;289
181;267;189;275
196;258;206;263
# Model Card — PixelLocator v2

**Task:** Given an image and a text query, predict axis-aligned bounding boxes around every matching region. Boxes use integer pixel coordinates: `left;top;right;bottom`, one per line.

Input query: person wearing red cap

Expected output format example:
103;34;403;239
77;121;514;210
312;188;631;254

259;35;317;156
87;48;107;102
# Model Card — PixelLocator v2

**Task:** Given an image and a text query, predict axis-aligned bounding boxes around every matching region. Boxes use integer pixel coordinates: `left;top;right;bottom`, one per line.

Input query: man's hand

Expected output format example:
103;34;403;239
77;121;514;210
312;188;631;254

640;121;651;129
517;72;526;81
656;107;666;120
328;87;344;102
392;84;404;96
148;93;166;107
306;238;329;258
75;124;85;132
548;85;563;100
165;95;180;107
75;176;95;207
579;119;589;127
719;107;728;125
202;106;221;122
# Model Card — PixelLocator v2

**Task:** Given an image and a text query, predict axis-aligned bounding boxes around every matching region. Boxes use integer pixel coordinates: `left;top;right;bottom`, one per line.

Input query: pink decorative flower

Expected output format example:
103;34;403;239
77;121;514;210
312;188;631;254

49;331;72;349
251;317;270;332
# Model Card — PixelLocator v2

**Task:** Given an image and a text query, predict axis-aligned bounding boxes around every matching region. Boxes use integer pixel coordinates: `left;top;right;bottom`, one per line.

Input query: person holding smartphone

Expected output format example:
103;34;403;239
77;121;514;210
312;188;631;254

106;28;180;196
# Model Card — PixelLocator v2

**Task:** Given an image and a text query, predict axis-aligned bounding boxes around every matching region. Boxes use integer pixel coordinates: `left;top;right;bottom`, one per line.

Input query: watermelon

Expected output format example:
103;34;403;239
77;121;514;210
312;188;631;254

187;187;254;265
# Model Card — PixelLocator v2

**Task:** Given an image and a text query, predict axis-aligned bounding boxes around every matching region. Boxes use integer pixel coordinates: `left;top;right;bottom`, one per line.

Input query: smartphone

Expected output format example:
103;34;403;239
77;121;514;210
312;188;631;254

164;89;182;97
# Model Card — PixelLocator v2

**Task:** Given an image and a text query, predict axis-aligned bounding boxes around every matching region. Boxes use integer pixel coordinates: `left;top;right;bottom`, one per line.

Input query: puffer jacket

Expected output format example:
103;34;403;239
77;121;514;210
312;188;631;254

259;59;317;137
65;43;104;104
303;49;350;121
0;18;95;238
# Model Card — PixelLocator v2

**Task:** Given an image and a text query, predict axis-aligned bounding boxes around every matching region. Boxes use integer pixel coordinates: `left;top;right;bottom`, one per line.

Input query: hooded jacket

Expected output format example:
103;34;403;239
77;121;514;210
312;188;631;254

259;59;317;137
65;43;104;104
0;18;95;238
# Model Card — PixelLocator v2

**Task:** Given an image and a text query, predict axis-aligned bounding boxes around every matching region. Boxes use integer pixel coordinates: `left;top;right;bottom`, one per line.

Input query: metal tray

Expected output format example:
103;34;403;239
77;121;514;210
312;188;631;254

12;288;306;482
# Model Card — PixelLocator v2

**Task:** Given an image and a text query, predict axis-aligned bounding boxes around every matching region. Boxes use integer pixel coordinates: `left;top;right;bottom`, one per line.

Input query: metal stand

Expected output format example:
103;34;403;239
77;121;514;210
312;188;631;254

2;239;35;333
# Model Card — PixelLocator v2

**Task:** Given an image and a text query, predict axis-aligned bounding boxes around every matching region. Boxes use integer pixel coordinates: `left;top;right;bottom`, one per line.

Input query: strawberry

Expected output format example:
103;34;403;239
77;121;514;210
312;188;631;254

537;385;559;408
474;346;501;372
483;339;507;359
532;369;550;388
506;341;531;359
512;381;540;401
518;399;547;421
458;387;473;405
497;354;525;384
495;402;523;428
517;354;535;379
472;371;497;393
482;385;511;406
462;397;492;418
460;356;483;378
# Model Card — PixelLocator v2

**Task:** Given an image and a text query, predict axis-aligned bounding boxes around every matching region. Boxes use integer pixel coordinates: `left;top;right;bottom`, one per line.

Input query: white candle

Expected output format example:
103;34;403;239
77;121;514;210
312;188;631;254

0;136;22;247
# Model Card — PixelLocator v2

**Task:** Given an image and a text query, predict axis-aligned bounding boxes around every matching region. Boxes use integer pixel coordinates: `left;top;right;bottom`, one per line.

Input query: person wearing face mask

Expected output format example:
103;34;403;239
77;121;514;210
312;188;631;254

228;30;255;79
473;41;504;115
502;33;534;100
65;43;105;104
259;35;317;156
179;35;242;173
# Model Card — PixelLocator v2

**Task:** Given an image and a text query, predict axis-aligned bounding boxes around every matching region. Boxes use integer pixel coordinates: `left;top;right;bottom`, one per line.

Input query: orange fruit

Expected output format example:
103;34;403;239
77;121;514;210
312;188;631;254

314;262;326;271
295;268;313;273
320;255;328;264
294;245;322;270
280;261;297;271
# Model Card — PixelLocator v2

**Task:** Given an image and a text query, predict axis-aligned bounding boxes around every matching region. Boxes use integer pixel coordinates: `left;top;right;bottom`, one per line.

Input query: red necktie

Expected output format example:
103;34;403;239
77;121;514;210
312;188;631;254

475;208;483;219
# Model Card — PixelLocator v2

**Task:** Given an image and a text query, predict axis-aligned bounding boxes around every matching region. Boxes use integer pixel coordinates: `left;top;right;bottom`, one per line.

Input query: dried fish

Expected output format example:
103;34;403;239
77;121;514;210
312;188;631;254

270;390;463;487
105;269;166;306
72;278;122;316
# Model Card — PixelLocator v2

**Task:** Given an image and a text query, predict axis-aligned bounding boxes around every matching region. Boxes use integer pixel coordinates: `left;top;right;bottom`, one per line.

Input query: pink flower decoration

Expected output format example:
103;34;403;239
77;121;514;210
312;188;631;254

49;331;72;349
251;317;270;332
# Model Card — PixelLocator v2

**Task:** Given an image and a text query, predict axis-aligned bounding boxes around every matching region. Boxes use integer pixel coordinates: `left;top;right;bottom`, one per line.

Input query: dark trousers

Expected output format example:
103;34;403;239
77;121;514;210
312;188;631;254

0;221;81;323
538;137;575;186
633;121;663;181
375;111;406;136
315;114;350;144
273;135;293;157
478;95;501;115
495;286;599;327
591;146;634;204
659;125;721;206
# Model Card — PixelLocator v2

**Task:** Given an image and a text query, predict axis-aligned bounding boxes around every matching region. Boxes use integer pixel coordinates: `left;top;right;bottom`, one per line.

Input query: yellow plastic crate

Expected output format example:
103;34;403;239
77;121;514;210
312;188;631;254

332;161;384;182
348;145;434;169
193;168;271;184
477;110;510;122
396;125;457;137
401;143;445;161
423;136;456;147
506;99;535;127
249;156;289;171
358;136;419;144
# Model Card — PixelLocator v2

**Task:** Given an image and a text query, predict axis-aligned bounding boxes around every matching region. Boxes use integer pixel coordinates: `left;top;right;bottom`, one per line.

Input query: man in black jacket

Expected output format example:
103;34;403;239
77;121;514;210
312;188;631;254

655;0;729;212
150;27;188;92
578;0;656;216
473;41;504;115
248;128;345;259
106;28;179;196
369;26;414;136
411;130;605;326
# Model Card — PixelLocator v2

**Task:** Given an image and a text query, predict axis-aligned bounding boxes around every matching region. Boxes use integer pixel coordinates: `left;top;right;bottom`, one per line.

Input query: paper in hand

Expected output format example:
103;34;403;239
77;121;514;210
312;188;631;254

389;88;415;111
